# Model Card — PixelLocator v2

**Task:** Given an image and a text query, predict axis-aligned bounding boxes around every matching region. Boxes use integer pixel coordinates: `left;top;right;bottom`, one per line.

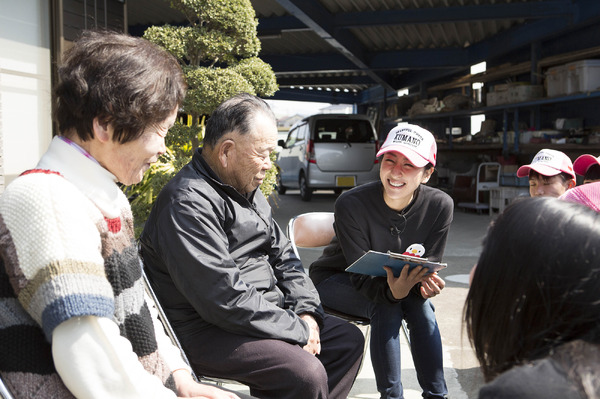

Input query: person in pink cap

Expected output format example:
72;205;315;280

310;123;453;399
559;181;600;211
573;154;600;184
516;149;576;197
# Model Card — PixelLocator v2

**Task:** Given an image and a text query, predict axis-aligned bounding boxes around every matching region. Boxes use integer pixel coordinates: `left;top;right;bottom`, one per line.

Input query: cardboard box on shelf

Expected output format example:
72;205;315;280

486;91;509;106
508;85;544;103
566;59;600;94
546;64;568;97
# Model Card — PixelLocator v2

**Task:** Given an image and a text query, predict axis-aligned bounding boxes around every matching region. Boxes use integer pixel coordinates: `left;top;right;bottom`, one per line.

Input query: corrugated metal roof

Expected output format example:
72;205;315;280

127;0;600;103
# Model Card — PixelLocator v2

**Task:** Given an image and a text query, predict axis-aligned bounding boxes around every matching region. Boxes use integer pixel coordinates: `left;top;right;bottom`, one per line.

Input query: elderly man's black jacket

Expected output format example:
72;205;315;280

139;148;324;346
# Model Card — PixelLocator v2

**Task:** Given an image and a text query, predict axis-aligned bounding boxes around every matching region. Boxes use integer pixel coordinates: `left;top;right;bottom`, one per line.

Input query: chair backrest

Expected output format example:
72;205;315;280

476;162;501;190
140;260;199;382
140;257;244;388
287;212;335;259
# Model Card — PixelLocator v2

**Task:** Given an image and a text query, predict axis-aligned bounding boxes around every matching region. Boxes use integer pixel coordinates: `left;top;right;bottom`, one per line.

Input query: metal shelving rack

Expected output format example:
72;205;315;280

395;90;600;153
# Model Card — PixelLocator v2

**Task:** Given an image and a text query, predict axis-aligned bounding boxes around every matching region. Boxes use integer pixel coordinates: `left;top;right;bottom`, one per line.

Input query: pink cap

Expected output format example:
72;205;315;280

573;154;600;176
559;181;600;212
377;123;437;167
516;149;575;180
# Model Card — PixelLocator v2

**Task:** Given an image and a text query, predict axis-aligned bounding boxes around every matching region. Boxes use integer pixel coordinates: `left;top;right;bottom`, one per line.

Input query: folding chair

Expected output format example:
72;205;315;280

457;162;501;213
141;260;199;381
286;212;411;353
0;375;15;399
140;258;243;389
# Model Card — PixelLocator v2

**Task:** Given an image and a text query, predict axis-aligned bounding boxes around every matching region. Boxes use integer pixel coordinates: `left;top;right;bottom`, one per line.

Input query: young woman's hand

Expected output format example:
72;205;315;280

420;273;445;299
384;265;429;300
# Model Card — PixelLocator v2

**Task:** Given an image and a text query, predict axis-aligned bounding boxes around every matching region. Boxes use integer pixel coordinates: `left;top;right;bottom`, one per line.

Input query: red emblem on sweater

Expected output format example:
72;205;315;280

105;217;122;233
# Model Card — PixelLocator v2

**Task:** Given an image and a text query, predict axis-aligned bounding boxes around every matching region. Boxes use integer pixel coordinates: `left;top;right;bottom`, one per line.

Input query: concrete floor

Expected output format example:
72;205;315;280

223;188;490;398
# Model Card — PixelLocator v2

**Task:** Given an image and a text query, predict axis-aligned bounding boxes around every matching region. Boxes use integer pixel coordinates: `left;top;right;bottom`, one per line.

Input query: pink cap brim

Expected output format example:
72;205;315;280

516;164;563;178
377;147;429;167
573;154;600;176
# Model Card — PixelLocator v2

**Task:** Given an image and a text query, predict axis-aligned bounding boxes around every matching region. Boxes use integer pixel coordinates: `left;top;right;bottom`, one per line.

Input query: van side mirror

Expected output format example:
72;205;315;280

278;139;286;148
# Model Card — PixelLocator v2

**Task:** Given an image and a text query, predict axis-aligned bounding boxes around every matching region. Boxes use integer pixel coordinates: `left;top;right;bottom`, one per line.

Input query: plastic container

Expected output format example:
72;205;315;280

546;64;567;97
566;59;600;94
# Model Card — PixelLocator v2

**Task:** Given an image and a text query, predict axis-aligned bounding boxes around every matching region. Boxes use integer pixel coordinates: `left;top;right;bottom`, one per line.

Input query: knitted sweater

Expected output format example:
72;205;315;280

0;137;180;398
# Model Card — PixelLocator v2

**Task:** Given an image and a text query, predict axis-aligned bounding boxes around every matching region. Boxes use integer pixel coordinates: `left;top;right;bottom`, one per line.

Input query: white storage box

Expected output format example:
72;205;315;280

546;64;567;97
508;85;543;103
566;59;600;94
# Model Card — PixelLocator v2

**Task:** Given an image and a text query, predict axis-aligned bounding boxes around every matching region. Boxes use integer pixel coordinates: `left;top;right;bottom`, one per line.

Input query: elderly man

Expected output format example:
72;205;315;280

139;93;364;399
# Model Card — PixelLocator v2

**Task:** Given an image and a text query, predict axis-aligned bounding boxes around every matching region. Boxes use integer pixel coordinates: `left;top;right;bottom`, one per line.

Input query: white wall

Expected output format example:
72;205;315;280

0;0;52;190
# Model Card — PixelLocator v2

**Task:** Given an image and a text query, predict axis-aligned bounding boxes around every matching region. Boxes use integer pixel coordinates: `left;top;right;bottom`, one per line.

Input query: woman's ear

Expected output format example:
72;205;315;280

92;117;112;143
421;167;435;184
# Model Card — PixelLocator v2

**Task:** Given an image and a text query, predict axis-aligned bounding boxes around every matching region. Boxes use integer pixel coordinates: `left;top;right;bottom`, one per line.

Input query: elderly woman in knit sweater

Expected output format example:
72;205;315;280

0;30;247;399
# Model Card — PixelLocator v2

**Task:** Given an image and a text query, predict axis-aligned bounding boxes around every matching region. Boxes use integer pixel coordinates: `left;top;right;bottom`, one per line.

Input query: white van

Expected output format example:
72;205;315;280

276;113;380;201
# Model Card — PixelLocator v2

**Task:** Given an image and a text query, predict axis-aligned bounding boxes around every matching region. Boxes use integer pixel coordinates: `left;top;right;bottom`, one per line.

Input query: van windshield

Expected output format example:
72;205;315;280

314;120;374;143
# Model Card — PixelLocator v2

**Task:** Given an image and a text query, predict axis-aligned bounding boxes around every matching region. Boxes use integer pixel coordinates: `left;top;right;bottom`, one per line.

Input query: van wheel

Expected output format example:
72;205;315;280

276;173;286;195
299;174;313;201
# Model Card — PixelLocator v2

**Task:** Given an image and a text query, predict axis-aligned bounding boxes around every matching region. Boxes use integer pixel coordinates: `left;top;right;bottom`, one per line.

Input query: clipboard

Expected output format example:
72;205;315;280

345;250;447;277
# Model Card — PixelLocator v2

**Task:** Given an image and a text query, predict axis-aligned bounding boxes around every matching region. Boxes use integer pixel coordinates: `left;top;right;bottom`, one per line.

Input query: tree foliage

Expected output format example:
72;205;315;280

125;0;279;236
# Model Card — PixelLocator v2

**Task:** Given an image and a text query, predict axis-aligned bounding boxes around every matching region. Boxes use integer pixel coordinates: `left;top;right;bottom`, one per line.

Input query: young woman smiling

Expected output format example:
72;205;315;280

310;123;453;399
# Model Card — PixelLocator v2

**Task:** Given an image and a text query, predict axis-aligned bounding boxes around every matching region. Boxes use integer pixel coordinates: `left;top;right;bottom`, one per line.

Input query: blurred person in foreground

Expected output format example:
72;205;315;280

0;30;246;399
139;93;364;399
465;197;600;398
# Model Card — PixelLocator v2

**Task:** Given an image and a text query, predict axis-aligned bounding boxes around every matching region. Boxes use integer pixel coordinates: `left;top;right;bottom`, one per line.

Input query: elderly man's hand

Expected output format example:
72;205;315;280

299;314;321;355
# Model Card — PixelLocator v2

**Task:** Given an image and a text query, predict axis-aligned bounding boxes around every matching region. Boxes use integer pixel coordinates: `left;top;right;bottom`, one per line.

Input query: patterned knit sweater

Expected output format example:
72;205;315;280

0;137;177;398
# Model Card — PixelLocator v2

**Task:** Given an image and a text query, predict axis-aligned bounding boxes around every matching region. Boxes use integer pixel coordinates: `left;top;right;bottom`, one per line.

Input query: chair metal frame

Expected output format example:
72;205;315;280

457;162;501;212
140;259;243;388
286;212;411;350
141;260;199;382
0;376;15;399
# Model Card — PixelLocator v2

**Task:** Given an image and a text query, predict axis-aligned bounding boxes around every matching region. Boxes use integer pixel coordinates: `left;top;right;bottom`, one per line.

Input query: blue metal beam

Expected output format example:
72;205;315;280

277;75;374;86
267;88;358;104
335;1;573;28
263;48;467;73
273;0;396;91
257;1;573;33
257;15;307;36
261;53;357;73
369;48;468;69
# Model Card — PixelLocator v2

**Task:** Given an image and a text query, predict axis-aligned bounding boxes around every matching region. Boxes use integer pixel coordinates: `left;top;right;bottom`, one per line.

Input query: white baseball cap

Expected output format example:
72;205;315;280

516;149;575;180
377;123;437;167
